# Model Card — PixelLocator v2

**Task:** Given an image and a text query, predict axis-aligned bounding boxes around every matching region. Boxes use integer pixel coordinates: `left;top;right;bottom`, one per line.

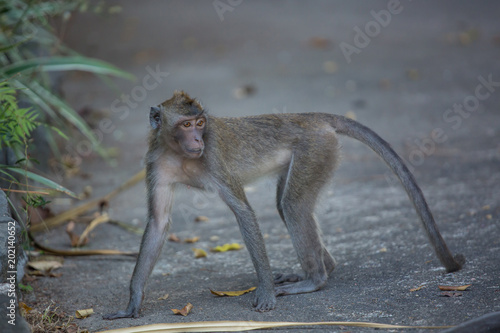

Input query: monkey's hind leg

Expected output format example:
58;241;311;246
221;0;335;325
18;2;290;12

274;153;336;296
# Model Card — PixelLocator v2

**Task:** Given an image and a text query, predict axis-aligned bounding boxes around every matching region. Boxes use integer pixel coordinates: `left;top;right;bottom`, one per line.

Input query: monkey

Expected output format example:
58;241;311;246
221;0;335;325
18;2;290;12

103;91;464;319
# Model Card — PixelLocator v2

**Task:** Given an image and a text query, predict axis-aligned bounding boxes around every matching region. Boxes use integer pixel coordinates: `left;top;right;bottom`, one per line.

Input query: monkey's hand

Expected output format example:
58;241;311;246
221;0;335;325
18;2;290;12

252;287;277;312
102;308;139;320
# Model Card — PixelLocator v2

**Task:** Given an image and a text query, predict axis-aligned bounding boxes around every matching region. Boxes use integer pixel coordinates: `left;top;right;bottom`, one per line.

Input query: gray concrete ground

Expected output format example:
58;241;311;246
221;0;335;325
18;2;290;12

27;1;499;332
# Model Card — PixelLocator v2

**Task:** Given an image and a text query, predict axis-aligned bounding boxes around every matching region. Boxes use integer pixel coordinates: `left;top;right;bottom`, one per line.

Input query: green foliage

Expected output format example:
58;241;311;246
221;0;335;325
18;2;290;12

0;0;133;159
0;0;129;215
0;80;38;148
19;283;34;292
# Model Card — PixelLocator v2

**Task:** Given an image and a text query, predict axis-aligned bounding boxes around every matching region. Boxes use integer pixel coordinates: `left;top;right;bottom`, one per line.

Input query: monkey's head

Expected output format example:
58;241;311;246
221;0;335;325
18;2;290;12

150;91;206;159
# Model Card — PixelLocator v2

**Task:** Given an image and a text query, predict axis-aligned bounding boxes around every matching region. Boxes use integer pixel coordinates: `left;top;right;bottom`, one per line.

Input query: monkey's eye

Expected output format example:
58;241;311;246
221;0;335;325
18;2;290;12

183;122;192;128
196;120;205;127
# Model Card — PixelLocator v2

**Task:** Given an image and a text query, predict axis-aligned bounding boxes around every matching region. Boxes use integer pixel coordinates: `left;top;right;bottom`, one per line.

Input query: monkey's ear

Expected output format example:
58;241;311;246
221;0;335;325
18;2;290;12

150;106;161;129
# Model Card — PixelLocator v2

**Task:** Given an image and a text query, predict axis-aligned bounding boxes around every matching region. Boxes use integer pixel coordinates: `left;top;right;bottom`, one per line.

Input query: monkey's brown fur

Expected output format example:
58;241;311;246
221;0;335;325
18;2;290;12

103;91;464;319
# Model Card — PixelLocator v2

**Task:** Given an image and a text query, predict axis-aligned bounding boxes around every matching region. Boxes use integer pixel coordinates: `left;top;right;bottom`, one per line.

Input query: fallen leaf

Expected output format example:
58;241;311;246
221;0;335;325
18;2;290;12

194;216;209;222
168;233;181;242
28;261;62;272
344;111;357;121
308;37;332;49
323;60;338;74
379;79;392;89
209;235;220;242
66;221;88;247
438;284;471;291
29;270;62;277
482;205;490;210
79;185;93;200
486;214;492;220
493;35;500;46
410;285;425;292
26;204;53;226
171;303;193;316
183;36;198;50
75;308;93;319
19;302;32;316
378;247;387;253
185;236;200;243
77;213;110;246
211;243;242;252
233;85;256;99
440;292;463;297
406;69;420;80
458;29;480;46
158;293;169;300
210;286;257;297
192;248;207;258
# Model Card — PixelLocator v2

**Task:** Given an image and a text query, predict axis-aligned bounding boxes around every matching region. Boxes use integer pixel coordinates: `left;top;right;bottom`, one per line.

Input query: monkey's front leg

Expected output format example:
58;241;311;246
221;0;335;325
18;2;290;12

219;185;276;312
103;183;174;320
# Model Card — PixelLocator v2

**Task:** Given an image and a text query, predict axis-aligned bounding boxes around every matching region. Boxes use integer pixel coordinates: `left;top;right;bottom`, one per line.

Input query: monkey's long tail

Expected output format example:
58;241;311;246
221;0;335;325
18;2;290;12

330;115;464;272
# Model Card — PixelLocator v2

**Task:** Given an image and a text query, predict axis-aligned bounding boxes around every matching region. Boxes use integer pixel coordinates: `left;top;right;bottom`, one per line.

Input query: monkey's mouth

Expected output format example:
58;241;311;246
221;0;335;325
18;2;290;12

185;148;203;157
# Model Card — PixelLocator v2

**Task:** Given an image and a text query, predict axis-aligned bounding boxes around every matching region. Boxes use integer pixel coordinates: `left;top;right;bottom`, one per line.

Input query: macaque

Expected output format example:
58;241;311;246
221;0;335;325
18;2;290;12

103;91;464;319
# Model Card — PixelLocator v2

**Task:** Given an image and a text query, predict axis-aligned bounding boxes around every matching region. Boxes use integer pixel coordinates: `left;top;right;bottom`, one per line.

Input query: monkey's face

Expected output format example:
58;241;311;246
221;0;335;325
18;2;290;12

151;91;207;158
172;116;206;158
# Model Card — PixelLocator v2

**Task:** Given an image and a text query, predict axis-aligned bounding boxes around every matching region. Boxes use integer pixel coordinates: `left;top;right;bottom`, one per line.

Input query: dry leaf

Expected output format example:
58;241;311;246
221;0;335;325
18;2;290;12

233;85;256;99
79;185;93;200
194;216;209;222
192;248;207;258
410;284;424;292
168;233;181;242
28;260;62;272
77;213;110;246
66;221;88;247
158;294;169;300
438;284;471;291
210;286;257;297
211;243;242;252
171;303;193;316
185;236;200;243
344;111;357;121
29;270;62;277
19;302;32;316
379;79;392;89
308;37;332;49
406;69;420;80
82;319;448;332
378;247;387;253
323;60;338;74
26;204;53;226
75;308;93;319
440;292;463;297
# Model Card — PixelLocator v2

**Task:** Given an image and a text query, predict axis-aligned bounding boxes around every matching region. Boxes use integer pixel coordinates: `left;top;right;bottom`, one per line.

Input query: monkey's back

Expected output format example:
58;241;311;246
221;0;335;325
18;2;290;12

204;113;340;184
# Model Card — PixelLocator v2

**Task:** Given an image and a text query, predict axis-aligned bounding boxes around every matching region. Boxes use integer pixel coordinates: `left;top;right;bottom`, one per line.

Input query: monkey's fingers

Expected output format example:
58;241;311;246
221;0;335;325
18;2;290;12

252;289;277;312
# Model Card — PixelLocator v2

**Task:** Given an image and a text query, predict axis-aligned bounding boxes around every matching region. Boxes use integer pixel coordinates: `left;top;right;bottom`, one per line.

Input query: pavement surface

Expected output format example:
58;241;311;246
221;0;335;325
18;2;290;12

27;1;499;332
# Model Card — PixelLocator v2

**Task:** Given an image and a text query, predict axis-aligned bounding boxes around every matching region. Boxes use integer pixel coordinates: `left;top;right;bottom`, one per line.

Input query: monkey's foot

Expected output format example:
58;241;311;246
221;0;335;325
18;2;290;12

252;287;277;312
102;310;139;320
275;279;324;296
274;273;303;285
